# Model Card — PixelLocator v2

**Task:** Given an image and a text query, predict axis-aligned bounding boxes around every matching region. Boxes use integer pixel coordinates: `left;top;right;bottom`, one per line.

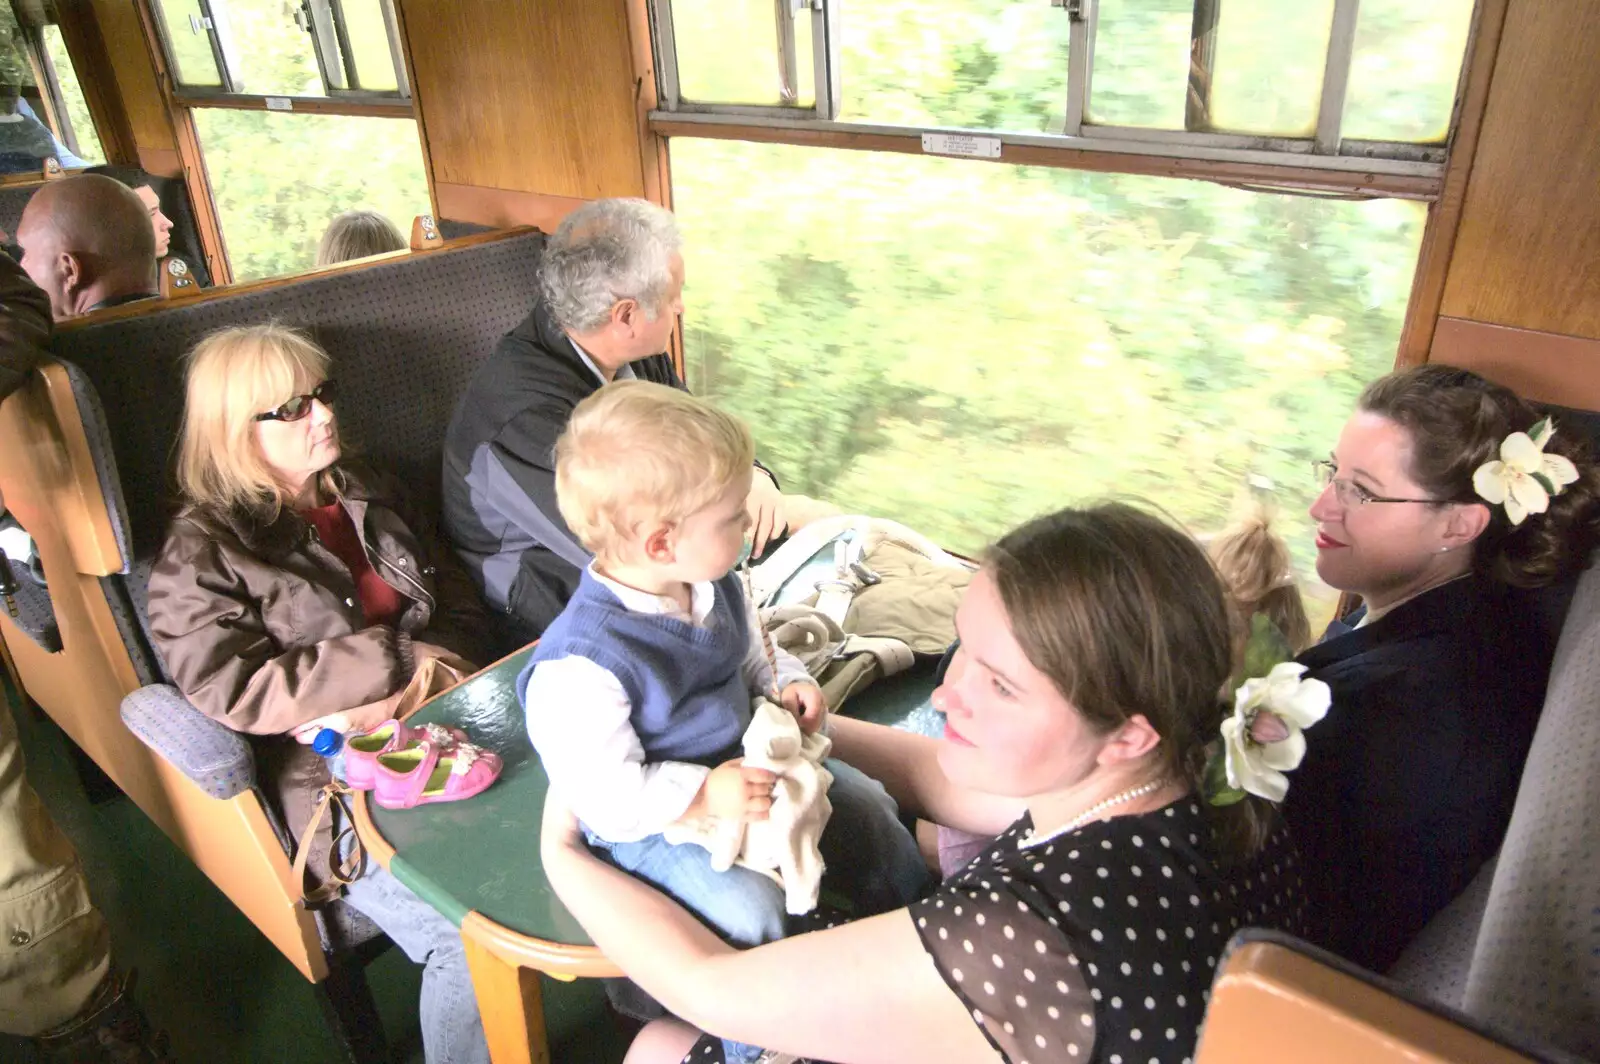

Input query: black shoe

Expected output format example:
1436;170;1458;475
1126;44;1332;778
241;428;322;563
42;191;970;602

33;971;173;1064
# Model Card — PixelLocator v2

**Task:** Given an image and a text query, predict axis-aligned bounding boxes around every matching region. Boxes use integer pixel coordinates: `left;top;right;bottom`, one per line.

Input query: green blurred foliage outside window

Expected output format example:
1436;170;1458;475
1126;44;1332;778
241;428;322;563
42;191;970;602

667;0;1470;633
193;109;428;282
41;26;105;165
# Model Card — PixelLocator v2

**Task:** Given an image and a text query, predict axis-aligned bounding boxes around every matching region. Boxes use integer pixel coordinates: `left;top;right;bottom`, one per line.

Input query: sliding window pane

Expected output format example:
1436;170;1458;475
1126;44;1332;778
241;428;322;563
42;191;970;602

671;138;1427;633
221;0;325;97
342;0;400;93
673;0;813;108
1086;0;1190;129
1207;0;1335;136
42;26;105;164
837;0;1070;134
154;0;223;88
1341;0;1473;143
193;110;427;280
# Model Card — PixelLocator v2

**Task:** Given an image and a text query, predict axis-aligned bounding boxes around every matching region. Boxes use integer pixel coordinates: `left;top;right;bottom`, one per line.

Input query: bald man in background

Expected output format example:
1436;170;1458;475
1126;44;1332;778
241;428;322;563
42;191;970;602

16;174;157;320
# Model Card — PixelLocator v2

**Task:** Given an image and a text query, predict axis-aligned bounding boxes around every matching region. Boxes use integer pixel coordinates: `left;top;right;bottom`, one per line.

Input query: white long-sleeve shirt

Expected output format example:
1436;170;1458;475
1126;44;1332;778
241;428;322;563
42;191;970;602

524;566;816;843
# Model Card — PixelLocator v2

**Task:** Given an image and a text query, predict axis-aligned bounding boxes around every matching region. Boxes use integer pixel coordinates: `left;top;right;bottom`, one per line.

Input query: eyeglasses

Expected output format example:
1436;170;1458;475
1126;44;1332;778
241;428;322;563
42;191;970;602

255;379;336;423
1312;459;1440;509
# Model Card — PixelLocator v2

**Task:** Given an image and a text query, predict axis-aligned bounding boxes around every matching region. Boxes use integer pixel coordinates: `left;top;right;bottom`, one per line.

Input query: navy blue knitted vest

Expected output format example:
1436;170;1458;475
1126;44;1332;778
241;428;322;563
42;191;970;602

521;569;751;765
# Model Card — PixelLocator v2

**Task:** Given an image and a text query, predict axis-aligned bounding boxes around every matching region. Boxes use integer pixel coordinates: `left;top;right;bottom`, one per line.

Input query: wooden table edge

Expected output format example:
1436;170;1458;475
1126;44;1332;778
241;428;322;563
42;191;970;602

352;792;624;979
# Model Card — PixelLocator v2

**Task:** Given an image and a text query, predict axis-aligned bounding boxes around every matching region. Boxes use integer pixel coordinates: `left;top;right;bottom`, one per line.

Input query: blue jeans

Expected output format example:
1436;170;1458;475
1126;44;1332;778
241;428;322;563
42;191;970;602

342;862;489;1064
589;758;929;1064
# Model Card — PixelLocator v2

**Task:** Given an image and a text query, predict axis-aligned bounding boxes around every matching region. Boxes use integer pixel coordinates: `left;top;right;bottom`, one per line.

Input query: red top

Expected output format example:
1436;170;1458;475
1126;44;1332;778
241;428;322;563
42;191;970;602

300;501;407;627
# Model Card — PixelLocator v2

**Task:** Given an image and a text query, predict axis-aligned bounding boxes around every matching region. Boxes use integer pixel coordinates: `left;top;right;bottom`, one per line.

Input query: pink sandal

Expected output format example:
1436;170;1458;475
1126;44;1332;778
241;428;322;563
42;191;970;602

373;741;503;809
344;720;470;791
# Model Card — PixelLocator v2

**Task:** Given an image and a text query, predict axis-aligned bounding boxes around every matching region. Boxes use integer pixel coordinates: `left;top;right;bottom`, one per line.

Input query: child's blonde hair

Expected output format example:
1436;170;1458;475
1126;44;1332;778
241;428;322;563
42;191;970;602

555;379;755;562
1208;508;1312;655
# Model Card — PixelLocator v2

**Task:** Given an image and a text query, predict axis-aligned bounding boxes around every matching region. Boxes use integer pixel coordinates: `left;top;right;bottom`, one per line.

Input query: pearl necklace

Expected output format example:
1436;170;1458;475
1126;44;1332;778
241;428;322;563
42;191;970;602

1020;779;1168;851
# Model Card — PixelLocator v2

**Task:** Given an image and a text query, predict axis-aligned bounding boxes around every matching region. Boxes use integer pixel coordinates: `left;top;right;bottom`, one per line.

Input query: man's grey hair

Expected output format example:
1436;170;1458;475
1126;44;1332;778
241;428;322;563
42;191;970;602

539;198;683;332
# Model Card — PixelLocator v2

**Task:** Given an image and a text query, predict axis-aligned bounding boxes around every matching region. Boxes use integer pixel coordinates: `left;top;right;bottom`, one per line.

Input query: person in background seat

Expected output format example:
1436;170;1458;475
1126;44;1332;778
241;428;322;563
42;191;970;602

1290;364;1600;971
85;166;175;260
15;175;156;320
442;197;788;650
316;209;406;267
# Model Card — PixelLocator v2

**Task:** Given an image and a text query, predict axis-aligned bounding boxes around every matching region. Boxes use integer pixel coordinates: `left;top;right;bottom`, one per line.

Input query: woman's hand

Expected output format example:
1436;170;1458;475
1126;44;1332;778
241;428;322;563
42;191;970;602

780;681;827;734
745;469;787;560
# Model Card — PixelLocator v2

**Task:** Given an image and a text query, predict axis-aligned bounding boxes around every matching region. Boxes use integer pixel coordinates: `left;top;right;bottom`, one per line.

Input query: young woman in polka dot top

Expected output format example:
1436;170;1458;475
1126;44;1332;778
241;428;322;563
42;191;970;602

541;503;1304;1064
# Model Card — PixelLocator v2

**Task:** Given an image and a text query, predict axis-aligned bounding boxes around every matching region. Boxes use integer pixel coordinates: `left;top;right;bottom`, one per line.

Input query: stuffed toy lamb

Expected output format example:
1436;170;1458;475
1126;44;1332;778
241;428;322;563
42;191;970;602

664;698;834;914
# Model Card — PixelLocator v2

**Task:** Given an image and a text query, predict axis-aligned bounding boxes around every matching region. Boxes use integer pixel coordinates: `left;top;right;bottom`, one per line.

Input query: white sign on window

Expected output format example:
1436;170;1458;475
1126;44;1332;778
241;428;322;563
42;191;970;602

920;132;1002;159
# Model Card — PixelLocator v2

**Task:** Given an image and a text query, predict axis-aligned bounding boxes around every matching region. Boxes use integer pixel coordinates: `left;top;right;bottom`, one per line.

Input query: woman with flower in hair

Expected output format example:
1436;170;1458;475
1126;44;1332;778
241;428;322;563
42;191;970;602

1291;364;1600;972
541;503;1315;1064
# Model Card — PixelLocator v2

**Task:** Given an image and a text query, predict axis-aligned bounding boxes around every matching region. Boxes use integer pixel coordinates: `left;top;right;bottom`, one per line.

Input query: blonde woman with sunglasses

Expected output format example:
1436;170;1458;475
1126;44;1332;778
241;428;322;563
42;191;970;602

147;324;491;1064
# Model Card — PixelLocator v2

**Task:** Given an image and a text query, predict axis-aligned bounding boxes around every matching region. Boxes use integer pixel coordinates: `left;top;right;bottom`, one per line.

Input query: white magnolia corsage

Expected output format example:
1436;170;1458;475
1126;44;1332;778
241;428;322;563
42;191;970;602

1204;617;1331;806
1472;417;1579;526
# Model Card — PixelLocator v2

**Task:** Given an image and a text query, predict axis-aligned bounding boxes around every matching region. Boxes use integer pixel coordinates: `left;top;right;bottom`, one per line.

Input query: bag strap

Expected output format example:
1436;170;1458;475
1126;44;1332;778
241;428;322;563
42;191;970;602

291;779;368;907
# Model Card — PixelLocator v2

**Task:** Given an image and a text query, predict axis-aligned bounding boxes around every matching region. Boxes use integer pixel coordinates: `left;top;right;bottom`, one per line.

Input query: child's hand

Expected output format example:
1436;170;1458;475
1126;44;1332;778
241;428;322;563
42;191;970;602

691;759;776;822
780;681;827;734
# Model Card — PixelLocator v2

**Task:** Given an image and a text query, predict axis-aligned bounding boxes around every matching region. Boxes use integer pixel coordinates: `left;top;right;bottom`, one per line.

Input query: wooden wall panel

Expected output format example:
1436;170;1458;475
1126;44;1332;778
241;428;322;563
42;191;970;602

89;0;180;175
1431;317;1600;412
399;0;647;227
1438;0;1600;338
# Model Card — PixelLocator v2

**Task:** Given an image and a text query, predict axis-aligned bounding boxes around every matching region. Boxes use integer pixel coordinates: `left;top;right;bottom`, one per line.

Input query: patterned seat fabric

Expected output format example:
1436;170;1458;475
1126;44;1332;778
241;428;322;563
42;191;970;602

1459;559;1600;1058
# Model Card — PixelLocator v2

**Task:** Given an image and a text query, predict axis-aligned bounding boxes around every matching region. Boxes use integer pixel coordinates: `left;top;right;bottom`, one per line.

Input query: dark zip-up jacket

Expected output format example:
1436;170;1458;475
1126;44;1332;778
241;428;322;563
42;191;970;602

440;293;683;646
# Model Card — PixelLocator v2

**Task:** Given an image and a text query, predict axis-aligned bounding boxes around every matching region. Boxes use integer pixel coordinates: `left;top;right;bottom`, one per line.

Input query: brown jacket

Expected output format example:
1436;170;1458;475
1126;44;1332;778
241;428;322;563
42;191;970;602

147;464;488;890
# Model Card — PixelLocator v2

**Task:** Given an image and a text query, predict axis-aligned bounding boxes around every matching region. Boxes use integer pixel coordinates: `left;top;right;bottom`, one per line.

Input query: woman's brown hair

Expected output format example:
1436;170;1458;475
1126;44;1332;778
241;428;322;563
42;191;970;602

1359;365;1600;587
986;503;1275;862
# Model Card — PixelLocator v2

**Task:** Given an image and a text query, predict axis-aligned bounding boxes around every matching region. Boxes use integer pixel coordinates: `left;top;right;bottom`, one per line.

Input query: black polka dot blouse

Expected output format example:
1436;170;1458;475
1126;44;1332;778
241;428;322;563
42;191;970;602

679;798;1302;1064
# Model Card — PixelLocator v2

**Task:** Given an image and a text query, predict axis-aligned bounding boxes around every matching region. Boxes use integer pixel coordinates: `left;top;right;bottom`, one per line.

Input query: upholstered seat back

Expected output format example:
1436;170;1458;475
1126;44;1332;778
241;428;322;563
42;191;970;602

1459;558;1600;1057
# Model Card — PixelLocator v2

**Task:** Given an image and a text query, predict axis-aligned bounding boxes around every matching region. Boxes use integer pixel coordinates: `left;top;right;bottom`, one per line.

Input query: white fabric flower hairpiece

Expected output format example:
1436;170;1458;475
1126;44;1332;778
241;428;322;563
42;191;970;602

1472;417;1580;526
1209;661;1331;805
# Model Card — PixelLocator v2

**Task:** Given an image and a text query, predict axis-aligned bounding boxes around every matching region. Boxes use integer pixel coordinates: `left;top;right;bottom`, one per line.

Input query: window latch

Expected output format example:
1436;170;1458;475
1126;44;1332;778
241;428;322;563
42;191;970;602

1051;0;1090;21
187;13;214;34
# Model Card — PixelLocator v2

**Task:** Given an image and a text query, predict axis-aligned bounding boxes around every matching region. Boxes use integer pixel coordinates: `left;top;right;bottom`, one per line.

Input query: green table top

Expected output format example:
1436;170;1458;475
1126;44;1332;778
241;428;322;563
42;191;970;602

369;550;947;945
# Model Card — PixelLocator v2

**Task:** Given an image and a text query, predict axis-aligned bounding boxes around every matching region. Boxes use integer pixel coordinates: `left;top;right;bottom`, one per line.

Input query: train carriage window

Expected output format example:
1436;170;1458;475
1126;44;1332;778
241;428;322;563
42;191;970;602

0;8;97;172
39;27;106;165
652;0;1474;171
1341;0;1476;143
151;0;408;100
671;138;1427;631
191;109;427;281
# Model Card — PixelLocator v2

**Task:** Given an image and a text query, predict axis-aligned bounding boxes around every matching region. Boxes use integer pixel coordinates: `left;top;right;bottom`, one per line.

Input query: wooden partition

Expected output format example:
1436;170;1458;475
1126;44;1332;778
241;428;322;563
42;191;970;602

397;0;656;230
0;367;327;981
1426;0;1600;409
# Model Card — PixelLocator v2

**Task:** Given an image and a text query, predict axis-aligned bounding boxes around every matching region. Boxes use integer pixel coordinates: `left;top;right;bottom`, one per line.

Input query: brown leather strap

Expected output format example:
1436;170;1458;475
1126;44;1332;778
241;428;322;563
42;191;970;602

291;780;367;907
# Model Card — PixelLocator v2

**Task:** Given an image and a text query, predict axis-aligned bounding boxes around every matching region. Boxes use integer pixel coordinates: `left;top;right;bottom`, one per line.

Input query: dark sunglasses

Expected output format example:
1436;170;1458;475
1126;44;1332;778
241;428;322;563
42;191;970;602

254;379;337;423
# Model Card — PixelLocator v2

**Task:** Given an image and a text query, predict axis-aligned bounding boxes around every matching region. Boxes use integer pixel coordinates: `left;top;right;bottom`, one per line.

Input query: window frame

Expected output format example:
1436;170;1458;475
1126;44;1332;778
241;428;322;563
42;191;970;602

651;0;842;121
646;0;1476;193
147;0;412;110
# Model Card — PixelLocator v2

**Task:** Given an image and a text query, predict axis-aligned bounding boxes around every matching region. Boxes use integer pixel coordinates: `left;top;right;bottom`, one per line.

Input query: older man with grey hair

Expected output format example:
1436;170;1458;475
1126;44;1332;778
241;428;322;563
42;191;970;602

442;198;786;646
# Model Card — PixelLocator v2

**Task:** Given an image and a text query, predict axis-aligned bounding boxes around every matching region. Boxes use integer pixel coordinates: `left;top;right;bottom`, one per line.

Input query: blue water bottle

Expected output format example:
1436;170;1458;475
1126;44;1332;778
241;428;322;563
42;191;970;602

312;727;347;783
